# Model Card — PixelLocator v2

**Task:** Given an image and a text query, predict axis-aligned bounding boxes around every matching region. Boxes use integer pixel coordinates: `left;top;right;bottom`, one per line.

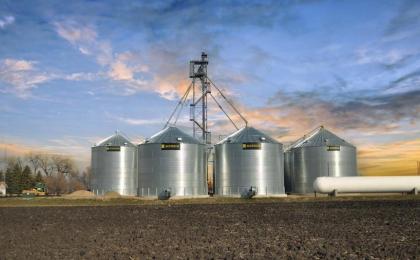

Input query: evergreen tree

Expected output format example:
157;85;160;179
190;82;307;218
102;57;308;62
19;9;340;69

35;171;43;183
21;165;33;191
6;162;21;194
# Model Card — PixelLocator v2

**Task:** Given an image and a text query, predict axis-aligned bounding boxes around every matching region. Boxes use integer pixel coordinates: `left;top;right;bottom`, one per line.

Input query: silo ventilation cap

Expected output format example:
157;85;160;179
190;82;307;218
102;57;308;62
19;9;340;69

177;137;182;141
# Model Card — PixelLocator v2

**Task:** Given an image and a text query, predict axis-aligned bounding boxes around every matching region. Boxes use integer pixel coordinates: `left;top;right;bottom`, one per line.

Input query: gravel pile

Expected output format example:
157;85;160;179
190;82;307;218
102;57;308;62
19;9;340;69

64;190;95;198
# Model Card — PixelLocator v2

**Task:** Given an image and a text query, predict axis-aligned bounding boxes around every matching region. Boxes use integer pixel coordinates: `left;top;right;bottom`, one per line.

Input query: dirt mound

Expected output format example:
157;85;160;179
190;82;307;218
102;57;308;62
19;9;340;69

65;190;95;198
104;191;121;198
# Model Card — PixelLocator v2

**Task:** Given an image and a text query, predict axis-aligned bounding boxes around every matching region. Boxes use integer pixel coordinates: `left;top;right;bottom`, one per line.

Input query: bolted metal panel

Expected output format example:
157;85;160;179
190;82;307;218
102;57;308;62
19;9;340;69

138;143;207;197
291;146;358;194
91;145;138;196
217;126;278;144
288;145;357;194
215;142;285;196
285;127;358;194
138;127;207;197
284;150;293;193
291;127;354;149
96;134;136;147
147;126;202;144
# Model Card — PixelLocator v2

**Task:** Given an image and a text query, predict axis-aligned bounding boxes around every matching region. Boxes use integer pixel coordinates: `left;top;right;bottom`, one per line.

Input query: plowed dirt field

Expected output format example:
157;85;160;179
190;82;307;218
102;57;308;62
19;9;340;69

0;199;419;259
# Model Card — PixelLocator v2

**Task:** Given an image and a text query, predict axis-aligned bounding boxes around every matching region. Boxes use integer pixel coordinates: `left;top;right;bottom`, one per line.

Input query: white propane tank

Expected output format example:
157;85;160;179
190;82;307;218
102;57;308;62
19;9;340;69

313;176;420;194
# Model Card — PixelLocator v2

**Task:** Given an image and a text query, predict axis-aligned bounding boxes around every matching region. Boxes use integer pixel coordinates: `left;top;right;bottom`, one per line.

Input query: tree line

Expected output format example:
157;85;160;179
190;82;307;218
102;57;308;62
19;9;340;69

0;153;90;195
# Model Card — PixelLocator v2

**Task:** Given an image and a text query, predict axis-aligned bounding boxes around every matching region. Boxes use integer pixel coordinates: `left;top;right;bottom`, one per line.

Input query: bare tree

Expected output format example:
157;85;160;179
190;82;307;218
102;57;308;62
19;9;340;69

48;155;80;195
38;154;54;177
45;174;67;195
80;166;91;190
51;155;75;177
14;157;24;170
68;170;86;192
25;152;43;176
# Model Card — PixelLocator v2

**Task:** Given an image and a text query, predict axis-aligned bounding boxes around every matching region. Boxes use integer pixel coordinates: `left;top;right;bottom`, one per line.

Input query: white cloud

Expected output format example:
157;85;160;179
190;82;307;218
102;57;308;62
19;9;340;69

78;47;91;55
54;21;177;99
54;21;97;45
0;15;14;29
0;58;101;98
355;48;414;65
64;72;99;81
54;21;113;65
0;59;51;98
107;113;163;126
2;58;33;71
54;20;234;102
117;116;163;126
109;60;134;81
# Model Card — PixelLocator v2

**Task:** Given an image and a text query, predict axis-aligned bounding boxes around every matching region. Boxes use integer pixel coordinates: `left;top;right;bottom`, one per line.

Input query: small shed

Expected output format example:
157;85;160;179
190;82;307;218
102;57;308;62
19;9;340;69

0;182;7;197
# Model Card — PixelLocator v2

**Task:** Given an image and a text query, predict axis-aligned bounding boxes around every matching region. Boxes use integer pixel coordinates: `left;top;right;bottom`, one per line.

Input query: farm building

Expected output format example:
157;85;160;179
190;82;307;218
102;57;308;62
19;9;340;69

0;182;7;197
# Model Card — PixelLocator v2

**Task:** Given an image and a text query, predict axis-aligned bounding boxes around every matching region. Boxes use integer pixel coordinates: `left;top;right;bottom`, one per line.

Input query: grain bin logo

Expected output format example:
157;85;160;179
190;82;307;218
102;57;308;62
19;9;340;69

327;145;340;151
161;143;181;150
106;146;121;152
242;142;261;150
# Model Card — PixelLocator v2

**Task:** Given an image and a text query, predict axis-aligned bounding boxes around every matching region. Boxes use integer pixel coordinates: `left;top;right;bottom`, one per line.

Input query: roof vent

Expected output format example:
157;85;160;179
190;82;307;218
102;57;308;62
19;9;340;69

260;137;266;141
124;142;128;146
177;137;182;141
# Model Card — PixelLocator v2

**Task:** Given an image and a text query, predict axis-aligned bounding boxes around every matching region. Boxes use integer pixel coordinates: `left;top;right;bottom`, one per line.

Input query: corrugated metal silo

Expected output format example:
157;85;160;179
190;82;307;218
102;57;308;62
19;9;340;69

91;132;138;196
138;126;207;198
285;126;358;194
215;127;285;197
284;150;294;194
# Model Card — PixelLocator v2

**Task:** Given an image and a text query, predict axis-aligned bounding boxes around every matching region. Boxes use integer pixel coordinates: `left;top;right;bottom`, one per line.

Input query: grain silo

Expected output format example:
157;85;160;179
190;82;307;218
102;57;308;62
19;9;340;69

214;126;285;197
283;150;294;194
138;126;207;198
284;126;357;194
91;132;137;196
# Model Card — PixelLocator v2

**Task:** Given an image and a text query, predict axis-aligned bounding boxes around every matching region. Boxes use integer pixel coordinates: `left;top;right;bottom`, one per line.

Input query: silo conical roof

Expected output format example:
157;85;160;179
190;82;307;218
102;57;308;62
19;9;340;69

292;127;354;148
218;126;279;144
96;132;135;147
145;126;202;144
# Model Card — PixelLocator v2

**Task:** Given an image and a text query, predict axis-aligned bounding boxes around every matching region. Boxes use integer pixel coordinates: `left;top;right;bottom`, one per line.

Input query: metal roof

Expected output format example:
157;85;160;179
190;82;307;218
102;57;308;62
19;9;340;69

144;126;203;144
291;126;354;148
96;132;135;147
217;126;279;144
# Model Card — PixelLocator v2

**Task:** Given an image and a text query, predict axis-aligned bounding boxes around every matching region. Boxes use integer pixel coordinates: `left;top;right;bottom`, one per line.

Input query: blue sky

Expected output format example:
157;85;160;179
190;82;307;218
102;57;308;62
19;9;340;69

0;0;419;174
